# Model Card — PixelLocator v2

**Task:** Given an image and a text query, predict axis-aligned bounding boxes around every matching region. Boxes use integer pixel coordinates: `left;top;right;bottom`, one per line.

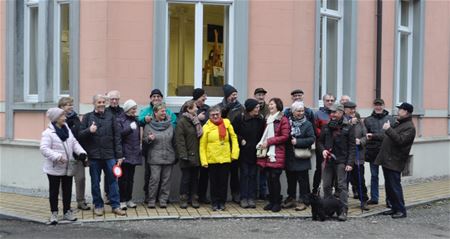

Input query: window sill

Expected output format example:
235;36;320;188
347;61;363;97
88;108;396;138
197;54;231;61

13;102;57;111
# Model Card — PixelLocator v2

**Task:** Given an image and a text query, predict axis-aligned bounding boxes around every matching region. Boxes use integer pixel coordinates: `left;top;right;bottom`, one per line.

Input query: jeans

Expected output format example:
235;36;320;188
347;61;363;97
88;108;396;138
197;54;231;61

286;170;311;202
382;167;406;214
89;159;120;209
240;162;257;200
322;163;349;209
180;167;200;197
229;160;240;196
265;168;282;204
258;167;268;197
48;174;72;213
118;163;136;202
370;162;379;202
209;163;230;205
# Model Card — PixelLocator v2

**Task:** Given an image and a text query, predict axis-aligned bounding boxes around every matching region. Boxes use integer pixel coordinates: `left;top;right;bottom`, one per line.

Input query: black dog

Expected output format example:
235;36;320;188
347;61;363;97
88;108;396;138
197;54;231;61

305;193;345;221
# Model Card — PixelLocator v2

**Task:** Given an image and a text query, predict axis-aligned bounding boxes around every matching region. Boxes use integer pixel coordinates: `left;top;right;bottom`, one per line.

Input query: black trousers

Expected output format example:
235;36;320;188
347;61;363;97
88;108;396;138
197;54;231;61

349;164;369;202
47;174;72;213
198;167;209;200
209;163;230;205
265;168;282;204
286;170;310;202
229;160;240;195
143;158;150;197
118;163;136;202
180;167;200;197
312;148;323;193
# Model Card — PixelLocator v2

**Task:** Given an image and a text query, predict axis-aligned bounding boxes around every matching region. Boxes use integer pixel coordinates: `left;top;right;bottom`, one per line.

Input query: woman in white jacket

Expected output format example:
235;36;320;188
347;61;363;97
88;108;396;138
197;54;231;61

40;108;86;225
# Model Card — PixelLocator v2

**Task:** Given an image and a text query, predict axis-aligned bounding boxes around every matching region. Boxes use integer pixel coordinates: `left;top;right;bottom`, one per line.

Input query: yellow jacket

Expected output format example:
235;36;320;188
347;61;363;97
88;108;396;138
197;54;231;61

200;118;240;167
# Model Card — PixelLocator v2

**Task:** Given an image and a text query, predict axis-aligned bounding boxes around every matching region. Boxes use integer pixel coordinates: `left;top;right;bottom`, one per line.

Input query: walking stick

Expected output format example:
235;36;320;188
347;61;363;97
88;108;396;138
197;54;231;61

356;146;364;213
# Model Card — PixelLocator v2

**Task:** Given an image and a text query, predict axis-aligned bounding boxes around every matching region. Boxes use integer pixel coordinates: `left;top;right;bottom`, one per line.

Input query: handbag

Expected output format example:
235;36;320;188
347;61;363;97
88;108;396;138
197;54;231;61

294;148;311;159
256;147;267;158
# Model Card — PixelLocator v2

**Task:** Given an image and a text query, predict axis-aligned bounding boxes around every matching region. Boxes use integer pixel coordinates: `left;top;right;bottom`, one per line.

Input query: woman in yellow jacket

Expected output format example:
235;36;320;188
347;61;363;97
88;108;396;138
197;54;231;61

200;105;240;211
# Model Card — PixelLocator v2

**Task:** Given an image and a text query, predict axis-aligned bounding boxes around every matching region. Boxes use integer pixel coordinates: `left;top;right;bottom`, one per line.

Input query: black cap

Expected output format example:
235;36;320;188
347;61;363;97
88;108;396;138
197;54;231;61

223;84;237;99
192;88;205;100
244;99;259;112
150;89;163;98
254;88;267;95
291;89;304;95
373;98;385;105
343;101;357;108
396;102;414;113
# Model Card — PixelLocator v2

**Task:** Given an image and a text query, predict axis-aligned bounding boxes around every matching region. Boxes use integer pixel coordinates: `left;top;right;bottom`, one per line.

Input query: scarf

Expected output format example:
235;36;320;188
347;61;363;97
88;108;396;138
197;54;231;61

52;122;69;142
211;118;226;141
290;115;307;138
182;112;203;138
258;111;280;162
150;117;171;131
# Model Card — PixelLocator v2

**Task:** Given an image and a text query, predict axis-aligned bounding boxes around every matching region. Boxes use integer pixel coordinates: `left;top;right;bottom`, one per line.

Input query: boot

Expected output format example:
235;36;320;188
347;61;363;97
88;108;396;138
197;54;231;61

191;195;200;209
179;194;189;209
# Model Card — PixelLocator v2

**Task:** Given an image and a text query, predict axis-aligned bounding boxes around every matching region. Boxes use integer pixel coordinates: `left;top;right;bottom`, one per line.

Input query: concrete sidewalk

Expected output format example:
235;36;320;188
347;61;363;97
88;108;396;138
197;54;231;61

1;178;449;224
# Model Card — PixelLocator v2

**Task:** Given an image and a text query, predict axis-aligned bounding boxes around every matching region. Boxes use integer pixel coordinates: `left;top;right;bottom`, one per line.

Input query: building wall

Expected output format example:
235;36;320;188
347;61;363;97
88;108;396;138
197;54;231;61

0;0;5;139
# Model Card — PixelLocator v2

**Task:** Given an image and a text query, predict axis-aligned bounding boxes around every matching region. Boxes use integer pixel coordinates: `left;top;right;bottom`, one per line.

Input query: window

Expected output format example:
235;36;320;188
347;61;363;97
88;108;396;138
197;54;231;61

167;1;233;99
54;1;71;98
24;0;39;102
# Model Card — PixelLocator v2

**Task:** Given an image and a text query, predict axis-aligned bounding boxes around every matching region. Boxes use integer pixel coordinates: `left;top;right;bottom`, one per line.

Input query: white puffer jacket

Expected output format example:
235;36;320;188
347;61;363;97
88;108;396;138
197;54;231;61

40;123;86;176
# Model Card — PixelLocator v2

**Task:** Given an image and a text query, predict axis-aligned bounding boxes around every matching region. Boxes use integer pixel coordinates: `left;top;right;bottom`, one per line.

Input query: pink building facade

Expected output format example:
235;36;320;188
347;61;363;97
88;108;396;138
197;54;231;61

1;0;449;194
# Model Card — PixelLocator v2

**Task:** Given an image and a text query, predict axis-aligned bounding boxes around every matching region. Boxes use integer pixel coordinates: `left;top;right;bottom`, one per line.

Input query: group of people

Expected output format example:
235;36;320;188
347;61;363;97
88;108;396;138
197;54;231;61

40;85;416;224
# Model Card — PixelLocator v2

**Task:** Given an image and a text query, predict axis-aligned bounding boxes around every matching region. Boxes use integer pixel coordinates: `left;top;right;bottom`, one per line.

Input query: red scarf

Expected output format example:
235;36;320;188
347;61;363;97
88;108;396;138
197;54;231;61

211;118;226;141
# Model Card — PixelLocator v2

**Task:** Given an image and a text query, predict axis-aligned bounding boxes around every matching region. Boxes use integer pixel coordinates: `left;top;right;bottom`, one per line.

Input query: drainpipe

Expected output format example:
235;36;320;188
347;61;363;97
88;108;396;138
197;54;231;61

375;0;383;99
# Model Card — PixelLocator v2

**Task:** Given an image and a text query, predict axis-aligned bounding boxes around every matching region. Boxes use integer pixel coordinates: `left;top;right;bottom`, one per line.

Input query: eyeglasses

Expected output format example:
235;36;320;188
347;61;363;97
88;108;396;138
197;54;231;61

110;98;120;101
210;113;220;117
325;99;335;102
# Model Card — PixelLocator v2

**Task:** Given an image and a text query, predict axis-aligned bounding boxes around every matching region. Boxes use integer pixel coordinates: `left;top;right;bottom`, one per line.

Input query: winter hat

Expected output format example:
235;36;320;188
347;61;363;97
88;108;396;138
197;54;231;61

223;84;237;99
150;89;163;98
123;99;138;113
193;88;205;100
254;88;267;95
244;99;259;112
46;107;65;122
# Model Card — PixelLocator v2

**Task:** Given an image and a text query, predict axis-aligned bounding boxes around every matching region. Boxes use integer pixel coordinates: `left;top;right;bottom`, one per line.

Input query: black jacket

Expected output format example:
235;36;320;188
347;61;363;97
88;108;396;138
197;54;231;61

375;116;416;172
364;110;395;162
317;118;356;166
79;110;123;160
65;111;81;140
232;112;265;164
285;117;315;171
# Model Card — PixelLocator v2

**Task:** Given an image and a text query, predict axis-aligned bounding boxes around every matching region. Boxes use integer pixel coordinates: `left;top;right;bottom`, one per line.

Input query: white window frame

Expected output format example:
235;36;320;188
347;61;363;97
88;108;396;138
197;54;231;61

53;0;71;101
395;0;413;104
164;0;235;106
23;0;39;103
319;0;344;105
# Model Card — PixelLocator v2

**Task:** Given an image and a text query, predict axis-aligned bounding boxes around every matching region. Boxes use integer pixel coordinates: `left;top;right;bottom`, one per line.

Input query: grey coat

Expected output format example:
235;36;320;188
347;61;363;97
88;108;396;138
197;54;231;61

143;120;176;165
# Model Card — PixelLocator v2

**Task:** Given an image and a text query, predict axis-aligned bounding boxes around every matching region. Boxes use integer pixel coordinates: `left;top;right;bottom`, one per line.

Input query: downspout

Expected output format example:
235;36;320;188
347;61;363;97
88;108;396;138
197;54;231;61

375;0;383;99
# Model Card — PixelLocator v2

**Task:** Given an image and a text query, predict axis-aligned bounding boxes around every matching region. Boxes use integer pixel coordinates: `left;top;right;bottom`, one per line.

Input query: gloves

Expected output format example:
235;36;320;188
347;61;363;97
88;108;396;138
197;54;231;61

130;122;137;130
77;153;87;162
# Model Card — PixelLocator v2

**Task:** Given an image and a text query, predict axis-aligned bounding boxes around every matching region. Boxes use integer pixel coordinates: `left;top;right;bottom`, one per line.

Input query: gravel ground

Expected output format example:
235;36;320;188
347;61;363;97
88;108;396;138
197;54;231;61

1;199;449;239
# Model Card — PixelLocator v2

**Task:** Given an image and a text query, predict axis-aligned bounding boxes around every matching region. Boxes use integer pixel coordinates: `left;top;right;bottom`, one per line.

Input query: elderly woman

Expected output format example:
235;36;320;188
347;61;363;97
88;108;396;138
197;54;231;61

117;99;142;210
257;98;290;212
283;101;315;211
200;105;239;211
40;108;87;224
143;103;176;209
176;100;203;209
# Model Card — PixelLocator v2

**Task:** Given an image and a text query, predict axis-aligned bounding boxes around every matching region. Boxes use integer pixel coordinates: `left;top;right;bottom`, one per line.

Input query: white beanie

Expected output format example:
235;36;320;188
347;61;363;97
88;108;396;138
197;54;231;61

123;99;138;113
47;107;65;122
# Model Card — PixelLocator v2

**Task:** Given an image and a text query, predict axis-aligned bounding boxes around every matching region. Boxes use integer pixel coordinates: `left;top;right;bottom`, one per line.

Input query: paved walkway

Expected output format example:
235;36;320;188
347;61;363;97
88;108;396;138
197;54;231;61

1;178;449;224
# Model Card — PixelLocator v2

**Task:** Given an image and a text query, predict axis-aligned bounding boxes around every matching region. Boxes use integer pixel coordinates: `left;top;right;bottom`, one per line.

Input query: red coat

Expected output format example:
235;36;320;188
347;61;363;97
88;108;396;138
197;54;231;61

257;114;290;169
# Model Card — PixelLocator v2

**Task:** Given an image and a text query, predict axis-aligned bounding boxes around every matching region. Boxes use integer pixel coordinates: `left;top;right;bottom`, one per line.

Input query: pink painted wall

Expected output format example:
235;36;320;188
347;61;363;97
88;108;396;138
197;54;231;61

14;112;48;141
421;118;448;137
423;1;450;110
79;0;153;106
0;113;5;137
247;1;316;108
379;0;396;109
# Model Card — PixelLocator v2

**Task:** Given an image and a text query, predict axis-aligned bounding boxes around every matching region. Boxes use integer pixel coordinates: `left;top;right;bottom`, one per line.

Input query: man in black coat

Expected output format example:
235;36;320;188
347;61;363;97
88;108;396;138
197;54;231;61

79;94;126;216
373;102;416;219
232;99;265;208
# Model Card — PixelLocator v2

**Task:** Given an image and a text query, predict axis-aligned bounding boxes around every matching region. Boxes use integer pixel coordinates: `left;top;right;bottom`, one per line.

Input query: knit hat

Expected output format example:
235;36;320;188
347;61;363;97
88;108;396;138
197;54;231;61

244;99;259;112
123;99;138;113
193;88;205;100
150;89;163;98
47;107;65;122
223;84;237;99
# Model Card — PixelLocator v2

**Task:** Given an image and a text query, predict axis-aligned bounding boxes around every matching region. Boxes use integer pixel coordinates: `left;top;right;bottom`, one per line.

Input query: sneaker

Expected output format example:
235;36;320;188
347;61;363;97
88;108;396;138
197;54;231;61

63;210;77;221
247;199;256;208
337;212;347;221
159;201;167;208
147;201;156;209
77;202;91;211
126;201;137;208
240;199;249;208
271;204;281;212
49;211;58;225
263;203;273;211
191;195;200;209
94;207;104;216
112;208;126;216
295;203;307;211
120;202;127;210
282;197;297;209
